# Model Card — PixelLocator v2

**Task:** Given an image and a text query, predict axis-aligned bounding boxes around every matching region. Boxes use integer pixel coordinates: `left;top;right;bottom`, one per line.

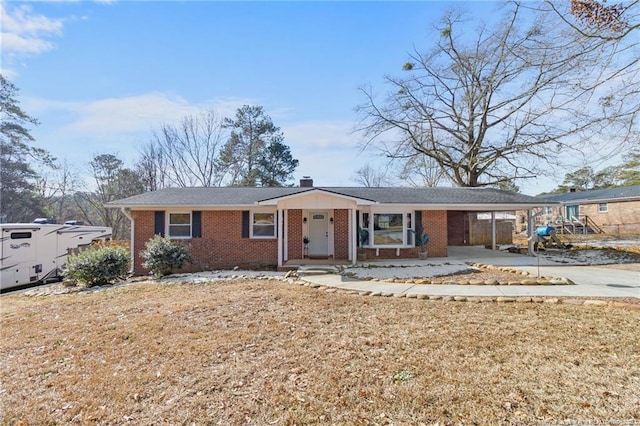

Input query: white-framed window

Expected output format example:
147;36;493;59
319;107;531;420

373;213;404;246
543;206;553;215
360;211;414;247
598;203;608;213
168;212;191;238
251;212;276;238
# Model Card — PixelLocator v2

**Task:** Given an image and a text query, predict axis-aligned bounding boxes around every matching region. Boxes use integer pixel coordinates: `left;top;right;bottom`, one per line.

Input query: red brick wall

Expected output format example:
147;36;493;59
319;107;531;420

579;200;640;235
422;210;448;257
447;211;468;245
132;210;154;274
333;209;350;260
287;209;303;259
131;210;277;275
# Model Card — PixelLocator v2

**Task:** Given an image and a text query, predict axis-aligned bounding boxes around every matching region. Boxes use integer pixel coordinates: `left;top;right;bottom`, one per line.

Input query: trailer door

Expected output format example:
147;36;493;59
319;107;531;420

1;230;38;288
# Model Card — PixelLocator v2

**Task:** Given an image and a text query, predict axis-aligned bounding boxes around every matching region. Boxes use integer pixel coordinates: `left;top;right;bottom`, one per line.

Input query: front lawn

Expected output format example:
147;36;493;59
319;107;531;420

1;280;638;424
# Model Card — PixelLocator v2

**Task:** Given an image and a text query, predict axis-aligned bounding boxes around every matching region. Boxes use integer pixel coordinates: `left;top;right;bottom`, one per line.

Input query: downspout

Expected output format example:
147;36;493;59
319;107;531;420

120;207;135;274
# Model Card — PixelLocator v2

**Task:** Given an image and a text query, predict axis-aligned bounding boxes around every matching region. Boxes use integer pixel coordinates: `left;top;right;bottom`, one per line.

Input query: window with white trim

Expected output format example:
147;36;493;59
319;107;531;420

598;203;608;212
251;212;276;238
543;206;553;215
168;213;191;238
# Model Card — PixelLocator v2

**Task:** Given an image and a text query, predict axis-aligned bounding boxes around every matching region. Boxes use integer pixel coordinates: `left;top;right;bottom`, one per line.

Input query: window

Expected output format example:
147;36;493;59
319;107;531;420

598;203;608;213
373;213;404;246
543;206;553;215
11;232;32;239
168;213;191;238
252;212;276;238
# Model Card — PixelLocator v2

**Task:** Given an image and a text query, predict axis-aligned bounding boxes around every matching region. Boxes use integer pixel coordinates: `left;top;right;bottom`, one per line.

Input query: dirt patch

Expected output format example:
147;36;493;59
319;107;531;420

1;279;638;424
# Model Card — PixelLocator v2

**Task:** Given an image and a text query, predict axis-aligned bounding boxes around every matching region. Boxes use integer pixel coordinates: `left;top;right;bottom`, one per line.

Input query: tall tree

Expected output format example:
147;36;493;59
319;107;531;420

356;3;637;188
257;140;299;187
141;110;227;188
75;154;144;239
35;159;83;222
218;105;297;187
614;148;640;186
0;74;54;222
398;155;446;188
352;163;391;187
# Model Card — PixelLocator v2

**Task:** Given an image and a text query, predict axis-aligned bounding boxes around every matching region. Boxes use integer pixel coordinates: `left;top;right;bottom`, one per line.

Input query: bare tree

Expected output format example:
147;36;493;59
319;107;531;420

398;155;447;188
356;3;638;188
35;159;83;221
136;140;168;191
143;110;227;188
352;163;391;187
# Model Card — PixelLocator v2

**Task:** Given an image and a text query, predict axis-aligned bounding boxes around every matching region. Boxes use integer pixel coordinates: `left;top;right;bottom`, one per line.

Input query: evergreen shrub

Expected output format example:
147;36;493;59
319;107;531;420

141;235;191;278
65;245;130;287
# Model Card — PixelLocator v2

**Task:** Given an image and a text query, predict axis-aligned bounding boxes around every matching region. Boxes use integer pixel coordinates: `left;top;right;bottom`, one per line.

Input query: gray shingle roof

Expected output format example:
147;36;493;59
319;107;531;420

108;186;548;208
538;185;640;203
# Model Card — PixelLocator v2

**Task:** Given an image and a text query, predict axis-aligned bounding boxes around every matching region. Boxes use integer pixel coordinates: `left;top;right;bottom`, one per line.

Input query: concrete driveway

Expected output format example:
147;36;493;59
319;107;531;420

323;246;640;299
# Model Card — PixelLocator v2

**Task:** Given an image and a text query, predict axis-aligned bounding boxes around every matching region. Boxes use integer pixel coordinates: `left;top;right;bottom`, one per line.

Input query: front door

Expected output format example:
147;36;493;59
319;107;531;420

566;205;579;221
308;211;329;257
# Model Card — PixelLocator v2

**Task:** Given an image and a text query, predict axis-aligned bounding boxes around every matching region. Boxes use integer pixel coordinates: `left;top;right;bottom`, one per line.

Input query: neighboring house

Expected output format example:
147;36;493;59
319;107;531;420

523;185;640;236
107;179;547;275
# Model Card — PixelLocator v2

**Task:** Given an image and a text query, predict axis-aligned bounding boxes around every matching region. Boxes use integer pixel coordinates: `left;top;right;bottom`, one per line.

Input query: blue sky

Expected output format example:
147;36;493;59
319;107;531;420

2;0;564;194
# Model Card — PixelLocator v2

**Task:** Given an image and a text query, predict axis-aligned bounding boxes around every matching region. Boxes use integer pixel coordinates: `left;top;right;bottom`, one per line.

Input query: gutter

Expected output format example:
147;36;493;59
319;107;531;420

120;207;135;274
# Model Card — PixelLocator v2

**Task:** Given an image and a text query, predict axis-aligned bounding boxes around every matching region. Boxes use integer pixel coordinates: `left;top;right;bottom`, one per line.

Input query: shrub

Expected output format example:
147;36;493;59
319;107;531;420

141;235;191;278
64;245;130;287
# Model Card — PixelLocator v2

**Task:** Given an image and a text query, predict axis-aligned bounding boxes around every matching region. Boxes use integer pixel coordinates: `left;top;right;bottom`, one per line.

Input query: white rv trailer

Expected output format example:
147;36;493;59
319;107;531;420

0;223;112;290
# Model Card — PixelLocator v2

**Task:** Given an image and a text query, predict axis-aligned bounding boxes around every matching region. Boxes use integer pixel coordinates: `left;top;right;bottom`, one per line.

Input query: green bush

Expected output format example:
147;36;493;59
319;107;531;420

141;235;191;278
64;245;130;287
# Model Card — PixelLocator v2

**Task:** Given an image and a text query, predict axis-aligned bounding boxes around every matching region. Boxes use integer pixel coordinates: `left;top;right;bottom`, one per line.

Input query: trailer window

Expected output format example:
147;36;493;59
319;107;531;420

10;232;32;239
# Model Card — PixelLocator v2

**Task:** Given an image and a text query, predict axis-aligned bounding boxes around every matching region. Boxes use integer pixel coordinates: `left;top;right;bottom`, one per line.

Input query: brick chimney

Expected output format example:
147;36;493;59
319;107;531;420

300;176;313;187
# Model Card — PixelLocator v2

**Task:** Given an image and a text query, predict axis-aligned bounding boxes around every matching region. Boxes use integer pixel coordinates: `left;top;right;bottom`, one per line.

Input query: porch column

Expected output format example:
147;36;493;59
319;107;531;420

491;211;496;250
277;208;284;267
527;209;535;257
283;209;288;262
351;208;357;265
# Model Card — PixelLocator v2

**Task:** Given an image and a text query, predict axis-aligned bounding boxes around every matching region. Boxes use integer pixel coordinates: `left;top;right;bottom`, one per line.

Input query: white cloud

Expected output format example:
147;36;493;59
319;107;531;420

26;92;255;137
0;3;63;53
26;93;379;186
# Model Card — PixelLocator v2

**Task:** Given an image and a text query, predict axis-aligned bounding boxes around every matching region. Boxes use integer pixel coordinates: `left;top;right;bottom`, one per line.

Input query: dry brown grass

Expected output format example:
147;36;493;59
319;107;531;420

1;280;639;425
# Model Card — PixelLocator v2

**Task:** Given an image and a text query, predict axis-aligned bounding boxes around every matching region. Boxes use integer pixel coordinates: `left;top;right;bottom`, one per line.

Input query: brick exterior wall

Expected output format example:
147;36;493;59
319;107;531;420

447;211;468;245
578;200;640;236
287;210;303;260
526;199;640;236
131;208;457;273
333;209;350;260
131;210;277;275
423;210;448;257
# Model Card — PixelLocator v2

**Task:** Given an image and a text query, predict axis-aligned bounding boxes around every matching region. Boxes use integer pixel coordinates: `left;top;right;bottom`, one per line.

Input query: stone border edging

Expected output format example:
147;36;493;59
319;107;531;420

339;262;575;286
287;278;640;310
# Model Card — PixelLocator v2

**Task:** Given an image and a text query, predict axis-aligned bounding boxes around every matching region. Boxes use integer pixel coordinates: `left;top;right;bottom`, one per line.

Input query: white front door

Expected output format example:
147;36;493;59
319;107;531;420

308;211;329;257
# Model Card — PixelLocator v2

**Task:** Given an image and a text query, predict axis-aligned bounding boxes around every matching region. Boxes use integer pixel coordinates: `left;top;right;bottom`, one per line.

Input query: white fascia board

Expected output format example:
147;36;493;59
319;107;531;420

107;204;263;210
364;203;554;211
